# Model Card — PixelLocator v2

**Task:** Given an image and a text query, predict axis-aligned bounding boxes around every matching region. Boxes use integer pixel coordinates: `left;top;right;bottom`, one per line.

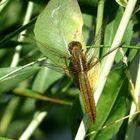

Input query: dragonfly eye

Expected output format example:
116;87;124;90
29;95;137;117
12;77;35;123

68;41;82;54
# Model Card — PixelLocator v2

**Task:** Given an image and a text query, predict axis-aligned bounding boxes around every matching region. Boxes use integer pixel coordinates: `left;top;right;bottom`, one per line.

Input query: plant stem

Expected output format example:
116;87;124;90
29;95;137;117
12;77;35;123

10;3;34;67
0;97;20;135
75;0;137;139
0;0;9;12
95;0;137;104
0;57;46;82
0;1;34;135
94;0;105;57
93;0;105;100
13;87;72;106
124;55;140;140
95;0;104;42
19;111;47;140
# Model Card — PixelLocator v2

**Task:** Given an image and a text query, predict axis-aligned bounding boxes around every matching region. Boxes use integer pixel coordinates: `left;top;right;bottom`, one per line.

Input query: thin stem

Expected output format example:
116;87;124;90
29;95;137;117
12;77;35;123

0;0;9;12
90;44;140;49
75;0;137;139
10;2;34;67
95;0;104;41
86;110;140;137
13;87;72;106
124;56;140;140
0;57;46;82
94;0;105;57
19;111;47;140
0;1;34;135
0;97;20;135
95;0;137;104
0;17;36;46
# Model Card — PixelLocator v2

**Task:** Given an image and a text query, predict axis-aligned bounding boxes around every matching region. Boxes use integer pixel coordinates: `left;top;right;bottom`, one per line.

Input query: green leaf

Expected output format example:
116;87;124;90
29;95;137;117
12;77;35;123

69;95;84;138
79;0;98;7
0;18;36;46
102;7;123;58
127;47;139;63
115;20;134;63
32;67;63;93
0;136;13;140
115;0;128;7
88;65;128;140
93;97;127;140
82;14;93;43
104;7;124;45
0;66;39;94
0;40;22;48
34;0;85;66
13;87;72;106
103;7;134;63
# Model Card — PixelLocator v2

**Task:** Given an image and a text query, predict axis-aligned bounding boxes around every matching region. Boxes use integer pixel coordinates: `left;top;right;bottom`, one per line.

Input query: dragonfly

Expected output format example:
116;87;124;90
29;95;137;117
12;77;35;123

20;0;118;122
23;33;103;123
27;34;121;122
68;41;98;122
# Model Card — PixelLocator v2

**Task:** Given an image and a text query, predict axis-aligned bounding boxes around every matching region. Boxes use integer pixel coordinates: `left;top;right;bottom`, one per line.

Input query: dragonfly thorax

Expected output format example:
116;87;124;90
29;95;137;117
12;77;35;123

68;41;82;55
68;41;88;73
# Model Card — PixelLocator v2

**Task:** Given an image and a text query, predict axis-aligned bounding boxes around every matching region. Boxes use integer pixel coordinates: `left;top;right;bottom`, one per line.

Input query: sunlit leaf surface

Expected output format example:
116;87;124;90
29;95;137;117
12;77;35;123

34;0;85;66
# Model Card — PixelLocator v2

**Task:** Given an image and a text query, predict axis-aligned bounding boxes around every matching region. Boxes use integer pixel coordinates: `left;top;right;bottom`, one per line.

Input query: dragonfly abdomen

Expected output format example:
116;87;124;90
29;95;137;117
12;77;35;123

78;71;96;122
68;41;96;122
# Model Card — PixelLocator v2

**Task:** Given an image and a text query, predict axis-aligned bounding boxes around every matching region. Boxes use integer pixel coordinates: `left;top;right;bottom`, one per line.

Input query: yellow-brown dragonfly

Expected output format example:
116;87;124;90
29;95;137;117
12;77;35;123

68;41;99;122
23;32;121;122
24;34;100;122
28;0;101;122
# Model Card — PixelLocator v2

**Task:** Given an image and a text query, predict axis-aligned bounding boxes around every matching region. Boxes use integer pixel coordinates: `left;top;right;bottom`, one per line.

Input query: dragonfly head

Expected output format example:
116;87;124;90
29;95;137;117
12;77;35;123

68;41;82;54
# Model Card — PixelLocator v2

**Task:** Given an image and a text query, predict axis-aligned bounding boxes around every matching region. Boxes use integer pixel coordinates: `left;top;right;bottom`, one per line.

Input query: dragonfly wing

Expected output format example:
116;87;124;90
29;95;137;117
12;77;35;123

23;34;70;68
85;46;100;64
42;61;66;74
87;62;100;92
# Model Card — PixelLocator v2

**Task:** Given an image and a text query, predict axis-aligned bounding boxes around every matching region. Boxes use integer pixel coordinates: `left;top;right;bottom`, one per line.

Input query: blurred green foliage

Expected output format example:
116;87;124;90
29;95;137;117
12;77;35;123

0;0;139;140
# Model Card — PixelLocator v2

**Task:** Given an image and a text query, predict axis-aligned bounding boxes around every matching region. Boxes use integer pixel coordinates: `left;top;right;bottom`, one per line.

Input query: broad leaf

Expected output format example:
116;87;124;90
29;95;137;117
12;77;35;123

115;0;127;7
0;66;39;94
0;136;13;140
88;66;128;140
34;0;85;66
103;7;134;63
32;67;63;93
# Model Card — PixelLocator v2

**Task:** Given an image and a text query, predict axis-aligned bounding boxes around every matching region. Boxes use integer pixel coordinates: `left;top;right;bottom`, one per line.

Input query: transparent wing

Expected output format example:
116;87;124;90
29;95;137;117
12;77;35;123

23;34;70;68
42;61;65;74
87;62;100;92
